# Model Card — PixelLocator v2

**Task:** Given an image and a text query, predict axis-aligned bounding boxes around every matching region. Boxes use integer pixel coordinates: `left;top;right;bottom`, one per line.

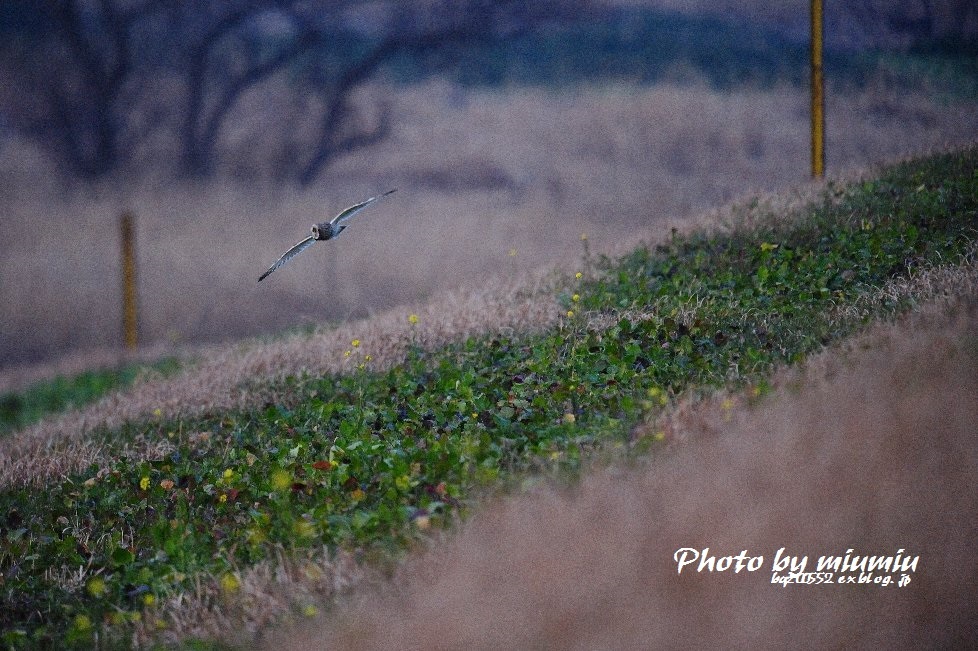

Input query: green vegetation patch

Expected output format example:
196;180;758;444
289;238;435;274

1;147;976;648
0;358;182;437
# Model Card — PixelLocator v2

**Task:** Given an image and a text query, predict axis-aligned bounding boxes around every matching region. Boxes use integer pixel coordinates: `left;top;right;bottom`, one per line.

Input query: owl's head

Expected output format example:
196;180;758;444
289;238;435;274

311;222;333;240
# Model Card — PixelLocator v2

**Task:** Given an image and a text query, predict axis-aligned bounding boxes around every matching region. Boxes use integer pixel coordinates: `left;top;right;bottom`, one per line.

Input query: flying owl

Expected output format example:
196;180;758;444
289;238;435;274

258;189;397;283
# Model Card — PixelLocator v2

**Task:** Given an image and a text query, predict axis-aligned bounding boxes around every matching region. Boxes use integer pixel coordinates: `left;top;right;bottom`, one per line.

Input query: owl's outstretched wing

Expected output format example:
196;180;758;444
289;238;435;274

258;235;317;282
329;189;397;230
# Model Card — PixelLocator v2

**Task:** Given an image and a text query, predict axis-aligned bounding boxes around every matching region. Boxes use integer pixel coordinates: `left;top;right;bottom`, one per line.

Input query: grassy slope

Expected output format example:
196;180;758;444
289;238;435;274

1;146;976;648
299;293;978;651
0;359;181;438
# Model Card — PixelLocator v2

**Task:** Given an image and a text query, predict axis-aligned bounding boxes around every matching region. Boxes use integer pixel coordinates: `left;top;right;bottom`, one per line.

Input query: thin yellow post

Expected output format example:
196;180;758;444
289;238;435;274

810;0;825;178
120;211;138;350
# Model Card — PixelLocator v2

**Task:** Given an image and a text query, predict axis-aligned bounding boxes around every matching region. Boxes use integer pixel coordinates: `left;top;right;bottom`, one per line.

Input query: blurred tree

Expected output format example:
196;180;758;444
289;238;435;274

289;0;596;185
0;0;593;185
175;0;317;178
0;0;175;178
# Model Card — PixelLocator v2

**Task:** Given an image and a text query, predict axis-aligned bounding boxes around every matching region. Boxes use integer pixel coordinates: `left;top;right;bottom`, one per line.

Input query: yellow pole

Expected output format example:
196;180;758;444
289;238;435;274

120;211;138;350
810;0;825;178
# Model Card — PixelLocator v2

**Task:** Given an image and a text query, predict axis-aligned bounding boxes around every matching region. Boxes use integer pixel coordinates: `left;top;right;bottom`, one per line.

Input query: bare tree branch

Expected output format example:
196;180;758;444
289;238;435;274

296;0;588;185
177;4;327;176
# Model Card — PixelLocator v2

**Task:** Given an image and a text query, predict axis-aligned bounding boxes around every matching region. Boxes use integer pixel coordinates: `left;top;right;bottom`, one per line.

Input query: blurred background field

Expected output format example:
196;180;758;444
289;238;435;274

1;0;976;371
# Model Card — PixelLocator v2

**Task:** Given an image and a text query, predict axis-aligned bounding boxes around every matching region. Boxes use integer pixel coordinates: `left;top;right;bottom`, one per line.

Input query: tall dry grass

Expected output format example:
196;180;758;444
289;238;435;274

272;295;978;651
2;77;976;370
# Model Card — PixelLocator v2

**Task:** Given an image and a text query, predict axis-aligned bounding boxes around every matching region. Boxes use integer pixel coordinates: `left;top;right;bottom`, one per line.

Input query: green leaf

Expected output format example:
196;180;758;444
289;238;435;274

111;547;135;566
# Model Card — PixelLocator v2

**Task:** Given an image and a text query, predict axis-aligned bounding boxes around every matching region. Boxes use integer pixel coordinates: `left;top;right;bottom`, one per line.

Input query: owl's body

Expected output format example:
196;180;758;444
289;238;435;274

258;189;396;283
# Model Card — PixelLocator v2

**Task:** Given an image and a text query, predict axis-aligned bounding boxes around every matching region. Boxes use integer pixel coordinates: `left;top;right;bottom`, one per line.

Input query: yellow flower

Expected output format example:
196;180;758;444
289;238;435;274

566;310;574;318
153;408;162;417
351;339;360;348
219;493;228;503
508;248;517;257
86;577;106;598
220;573;240;593
760;242;779;252
302;604;319;618
647;387;667;405
350;488;366;501
343;350;351;358
293;519;316;538
364;354;372;362
270;468;292;491
575;272;583;279
143;593;156;607
571;293;580;302
73;614;93;632
139;476;150;491
408;314;419;325
247;527;267;546
223;468;233;480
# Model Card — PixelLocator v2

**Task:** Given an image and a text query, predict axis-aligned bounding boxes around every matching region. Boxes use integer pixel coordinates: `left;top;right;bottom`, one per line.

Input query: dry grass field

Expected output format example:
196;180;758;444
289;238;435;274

2;75;977;372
